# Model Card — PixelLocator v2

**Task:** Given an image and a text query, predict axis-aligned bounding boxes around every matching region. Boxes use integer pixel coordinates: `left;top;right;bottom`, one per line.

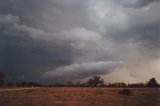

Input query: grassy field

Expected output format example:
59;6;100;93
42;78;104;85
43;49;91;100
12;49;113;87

0;87;159;106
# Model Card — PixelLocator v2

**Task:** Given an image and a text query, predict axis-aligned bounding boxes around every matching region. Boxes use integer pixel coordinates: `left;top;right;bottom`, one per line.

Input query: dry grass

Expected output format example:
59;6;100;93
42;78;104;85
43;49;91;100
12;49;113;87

0;87;159;106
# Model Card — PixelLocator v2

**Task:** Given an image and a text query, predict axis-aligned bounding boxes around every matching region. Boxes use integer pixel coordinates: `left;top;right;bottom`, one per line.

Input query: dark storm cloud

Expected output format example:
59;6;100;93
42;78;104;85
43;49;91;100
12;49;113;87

0;14;76;82
133;23;160;48
0;0;160;83
119;0;160;8
0;0;46;28
107;22;160;49
100;0;160;49
0;0;94;32
0;14;120;82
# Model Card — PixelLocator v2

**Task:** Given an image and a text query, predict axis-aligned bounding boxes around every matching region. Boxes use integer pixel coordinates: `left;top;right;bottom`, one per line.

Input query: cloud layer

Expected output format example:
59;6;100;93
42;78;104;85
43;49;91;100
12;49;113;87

0;0;159;83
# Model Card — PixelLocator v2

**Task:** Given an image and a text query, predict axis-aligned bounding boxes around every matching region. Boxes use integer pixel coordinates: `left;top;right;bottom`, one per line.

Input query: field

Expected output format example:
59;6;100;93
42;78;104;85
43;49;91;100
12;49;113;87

0;87;159;106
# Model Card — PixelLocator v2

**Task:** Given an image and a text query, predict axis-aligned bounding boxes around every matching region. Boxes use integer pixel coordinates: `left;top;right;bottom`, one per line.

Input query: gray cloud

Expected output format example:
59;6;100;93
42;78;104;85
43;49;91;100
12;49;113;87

132;23;160;48
0;14;117;82
0;0;95;32
98;1;160;49
106;22;160;49
0;14;76;82
119;0;159;8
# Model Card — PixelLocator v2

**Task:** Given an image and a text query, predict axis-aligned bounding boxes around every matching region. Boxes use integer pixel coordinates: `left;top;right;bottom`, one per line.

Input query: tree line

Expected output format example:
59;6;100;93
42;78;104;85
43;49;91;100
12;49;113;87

0;72;159;88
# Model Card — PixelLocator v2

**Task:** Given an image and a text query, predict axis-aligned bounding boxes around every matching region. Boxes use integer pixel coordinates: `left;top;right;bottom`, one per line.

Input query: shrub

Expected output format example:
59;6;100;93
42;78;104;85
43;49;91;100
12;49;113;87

119;89;132;96
95;91;104;95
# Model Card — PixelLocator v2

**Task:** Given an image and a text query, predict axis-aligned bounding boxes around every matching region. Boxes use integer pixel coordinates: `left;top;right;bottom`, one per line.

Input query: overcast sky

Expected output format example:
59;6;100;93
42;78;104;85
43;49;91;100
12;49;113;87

0;0;159;83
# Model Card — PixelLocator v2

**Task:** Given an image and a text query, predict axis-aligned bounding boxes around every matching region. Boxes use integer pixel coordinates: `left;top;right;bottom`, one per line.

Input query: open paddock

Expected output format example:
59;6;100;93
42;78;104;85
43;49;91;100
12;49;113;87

0;87;159;106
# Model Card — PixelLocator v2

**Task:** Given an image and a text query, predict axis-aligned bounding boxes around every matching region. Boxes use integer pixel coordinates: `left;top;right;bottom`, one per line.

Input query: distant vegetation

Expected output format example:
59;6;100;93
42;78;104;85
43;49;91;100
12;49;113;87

0;72;159;88
0;72;5;87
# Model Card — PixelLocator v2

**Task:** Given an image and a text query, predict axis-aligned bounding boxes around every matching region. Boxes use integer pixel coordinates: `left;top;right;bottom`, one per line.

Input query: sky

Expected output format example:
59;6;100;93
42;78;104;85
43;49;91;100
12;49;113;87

0;0;160;83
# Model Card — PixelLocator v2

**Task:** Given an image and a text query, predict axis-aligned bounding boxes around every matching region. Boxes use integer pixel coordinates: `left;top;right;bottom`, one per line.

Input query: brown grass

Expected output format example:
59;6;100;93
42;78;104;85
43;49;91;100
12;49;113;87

0;87;159;106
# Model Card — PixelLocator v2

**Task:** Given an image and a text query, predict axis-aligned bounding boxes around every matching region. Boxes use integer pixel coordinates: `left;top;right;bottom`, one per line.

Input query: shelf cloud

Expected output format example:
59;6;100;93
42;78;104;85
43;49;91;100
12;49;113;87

44;61;124;82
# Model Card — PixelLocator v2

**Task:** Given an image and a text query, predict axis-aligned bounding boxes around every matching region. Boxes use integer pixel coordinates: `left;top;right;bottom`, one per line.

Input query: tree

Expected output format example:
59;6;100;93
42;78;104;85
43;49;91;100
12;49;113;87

147;78;159;87
75;81;81;87
87;76;104;87
0;72;5;87
67;81;74;87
